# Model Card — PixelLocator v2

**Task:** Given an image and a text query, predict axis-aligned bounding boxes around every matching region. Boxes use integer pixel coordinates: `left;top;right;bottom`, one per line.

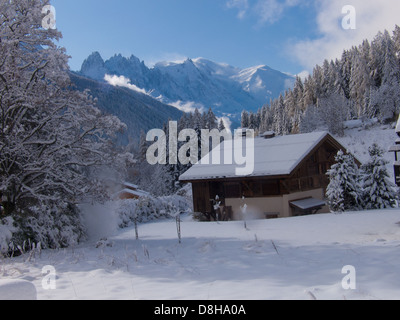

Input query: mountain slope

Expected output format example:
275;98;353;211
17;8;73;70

70;72;183;145
79;52;295;121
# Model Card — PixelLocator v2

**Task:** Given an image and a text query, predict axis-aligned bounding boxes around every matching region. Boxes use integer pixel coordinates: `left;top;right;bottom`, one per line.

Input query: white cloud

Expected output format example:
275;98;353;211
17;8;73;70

227;0;301;24
169;100;206;114
218;116;233;133
296;70;310;81
254;0;299;24
289;0;400;71
226;0;249;19
104;74;148;95
227;0;400;72
144;53;188;68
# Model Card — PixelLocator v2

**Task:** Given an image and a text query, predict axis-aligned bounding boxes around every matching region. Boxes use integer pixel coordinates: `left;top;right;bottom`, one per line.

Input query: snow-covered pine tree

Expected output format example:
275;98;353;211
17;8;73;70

326;150;362;212
218;118;226;131
259;104;273;133
393;25;400;65
241;110;250;128
336;50;353;101
248;112;256;130
302;75;316;109
204;108;218;130
322;59;335;95
138;130;149;162
350;49;372;117
370;30;400;122
193;108;203;131
370;31;386;89
361;144;398;210
273;94;290;135
284;89;296;132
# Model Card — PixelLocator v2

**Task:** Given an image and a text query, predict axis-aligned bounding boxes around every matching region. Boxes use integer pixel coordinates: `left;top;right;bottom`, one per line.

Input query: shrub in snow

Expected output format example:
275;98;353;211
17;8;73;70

11;204;86;251
326;150;362;212
361;144;398;209
115;194;191;229
0;217;18;256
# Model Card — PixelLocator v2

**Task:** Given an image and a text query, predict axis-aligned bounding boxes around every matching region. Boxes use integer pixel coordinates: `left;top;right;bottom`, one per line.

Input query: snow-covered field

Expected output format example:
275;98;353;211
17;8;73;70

1;122;399;301
1;209;400;300
338;120;397;178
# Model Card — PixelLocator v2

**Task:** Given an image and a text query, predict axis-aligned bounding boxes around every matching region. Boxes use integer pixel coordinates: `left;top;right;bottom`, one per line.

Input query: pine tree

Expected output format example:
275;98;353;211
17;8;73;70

193;108;203;132
393;25;400;66
302;75;316;108
369;31;400;121
350;50;372;117
259;104;272;133
339;50;353;100
287;79;304;134
322;59;335;95
326;151;362;212
273;94;290;135
312;65;325;98
205;108;218;130
361;144;398;209
138;130;148;162
218;118;226;131
241;110;250;128
248;112;258;129
178;113;189;131
376;31;400;121
369;31;385;88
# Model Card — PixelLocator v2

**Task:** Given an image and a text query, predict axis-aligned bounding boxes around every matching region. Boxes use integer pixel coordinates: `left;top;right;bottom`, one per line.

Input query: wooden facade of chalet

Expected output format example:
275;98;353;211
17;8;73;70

389;114;400;186
180;132;356;220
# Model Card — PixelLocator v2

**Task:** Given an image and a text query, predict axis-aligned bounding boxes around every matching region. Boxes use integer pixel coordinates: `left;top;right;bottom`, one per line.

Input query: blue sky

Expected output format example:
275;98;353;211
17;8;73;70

52;0;400;75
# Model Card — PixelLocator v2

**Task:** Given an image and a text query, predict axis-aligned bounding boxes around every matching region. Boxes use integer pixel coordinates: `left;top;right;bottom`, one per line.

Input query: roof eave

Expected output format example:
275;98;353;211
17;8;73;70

179;173;291;184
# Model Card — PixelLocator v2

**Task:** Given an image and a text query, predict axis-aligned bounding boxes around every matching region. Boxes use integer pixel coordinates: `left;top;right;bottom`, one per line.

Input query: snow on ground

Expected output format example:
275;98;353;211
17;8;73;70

1;209;400;300
1;122;399;301
338;120;398;178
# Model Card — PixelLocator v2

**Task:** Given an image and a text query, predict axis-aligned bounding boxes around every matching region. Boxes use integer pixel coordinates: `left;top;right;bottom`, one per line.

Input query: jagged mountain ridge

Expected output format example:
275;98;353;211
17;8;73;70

79;52;295;121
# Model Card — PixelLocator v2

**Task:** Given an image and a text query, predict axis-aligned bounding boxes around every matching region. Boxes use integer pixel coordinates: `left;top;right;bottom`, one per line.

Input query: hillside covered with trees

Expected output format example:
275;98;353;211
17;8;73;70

242;26;400;136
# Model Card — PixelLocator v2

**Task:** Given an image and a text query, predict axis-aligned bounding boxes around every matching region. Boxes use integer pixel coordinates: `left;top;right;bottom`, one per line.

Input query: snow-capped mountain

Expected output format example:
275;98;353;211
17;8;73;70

79;52;295;121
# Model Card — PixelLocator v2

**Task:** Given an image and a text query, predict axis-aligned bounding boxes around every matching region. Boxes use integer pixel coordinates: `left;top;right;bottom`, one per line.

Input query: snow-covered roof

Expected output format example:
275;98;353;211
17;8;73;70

396;114;400;134
389;145;400;153
114;188;150;198
123;181;140;189
180;131;337;181
261;131;276;136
